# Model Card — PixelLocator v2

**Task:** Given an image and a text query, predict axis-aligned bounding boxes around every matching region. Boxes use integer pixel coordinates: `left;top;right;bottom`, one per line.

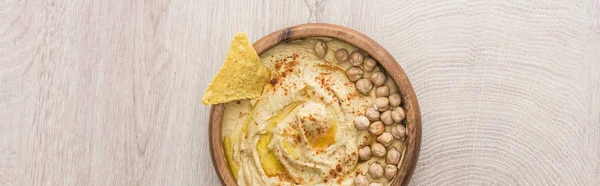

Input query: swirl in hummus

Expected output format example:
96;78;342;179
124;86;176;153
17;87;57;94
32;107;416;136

222;38;406;186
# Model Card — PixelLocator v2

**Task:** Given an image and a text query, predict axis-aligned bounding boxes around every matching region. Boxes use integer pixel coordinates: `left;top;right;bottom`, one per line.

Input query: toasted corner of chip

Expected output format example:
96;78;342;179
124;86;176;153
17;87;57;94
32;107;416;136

202;32;270;105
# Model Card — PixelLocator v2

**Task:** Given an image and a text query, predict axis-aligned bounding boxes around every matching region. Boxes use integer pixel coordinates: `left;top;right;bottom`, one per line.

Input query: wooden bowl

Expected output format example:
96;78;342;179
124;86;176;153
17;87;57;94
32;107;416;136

209;23;421;186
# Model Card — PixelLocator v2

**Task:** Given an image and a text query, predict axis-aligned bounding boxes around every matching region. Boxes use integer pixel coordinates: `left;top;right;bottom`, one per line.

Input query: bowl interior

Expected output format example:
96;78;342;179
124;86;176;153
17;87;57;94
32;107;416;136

209;23;421;186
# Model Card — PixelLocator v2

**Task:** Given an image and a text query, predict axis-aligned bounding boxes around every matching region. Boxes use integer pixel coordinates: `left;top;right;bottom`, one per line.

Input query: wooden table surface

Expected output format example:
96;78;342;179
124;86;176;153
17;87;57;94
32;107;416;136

1;0;599;185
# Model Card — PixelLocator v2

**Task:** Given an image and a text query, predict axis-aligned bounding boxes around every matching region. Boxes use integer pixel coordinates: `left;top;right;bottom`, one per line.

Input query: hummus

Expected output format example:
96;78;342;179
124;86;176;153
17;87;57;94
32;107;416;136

222;38;406;186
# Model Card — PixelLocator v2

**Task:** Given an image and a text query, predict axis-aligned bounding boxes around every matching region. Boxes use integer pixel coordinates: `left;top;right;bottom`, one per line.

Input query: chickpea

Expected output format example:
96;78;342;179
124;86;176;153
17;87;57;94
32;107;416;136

391;107;405;123
365;107;380;121
358;146;373;161
370;72;386;87
375;86;389;97
354;116;370;130
356;79;373;95
350;51;364;66
314;41;327;58
380;110;394;125
386;147;401;165
368;121;385;136
354;174;370;186
384;164;397;180
369;162;384;179
346;67;364;82
377;132;394;147
335;49;349;62
371;142;386;157
374;97;389;112
363;58;377;72
391;124;406;140
389;93;401;108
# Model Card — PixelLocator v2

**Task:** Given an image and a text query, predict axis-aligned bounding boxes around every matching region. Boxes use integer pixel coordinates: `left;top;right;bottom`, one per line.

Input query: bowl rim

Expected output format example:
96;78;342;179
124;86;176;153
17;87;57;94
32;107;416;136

209;23;421;186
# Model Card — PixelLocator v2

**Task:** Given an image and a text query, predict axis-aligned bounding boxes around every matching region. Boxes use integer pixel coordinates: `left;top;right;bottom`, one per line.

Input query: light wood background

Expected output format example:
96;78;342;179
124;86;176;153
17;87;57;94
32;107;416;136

1;0;599;185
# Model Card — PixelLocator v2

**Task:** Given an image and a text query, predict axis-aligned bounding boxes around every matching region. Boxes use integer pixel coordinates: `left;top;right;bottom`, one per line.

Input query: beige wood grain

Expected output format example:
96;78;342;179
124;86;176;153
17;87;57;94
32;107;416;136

0;0;599;185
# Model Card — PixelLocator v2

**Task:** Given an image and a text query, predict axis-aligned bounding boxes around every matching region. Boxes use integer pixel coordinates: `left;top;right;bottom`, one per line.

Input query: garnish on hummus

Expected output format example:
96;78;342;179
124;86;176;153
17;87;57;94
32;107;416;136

202;32;270;105
219;37;408;186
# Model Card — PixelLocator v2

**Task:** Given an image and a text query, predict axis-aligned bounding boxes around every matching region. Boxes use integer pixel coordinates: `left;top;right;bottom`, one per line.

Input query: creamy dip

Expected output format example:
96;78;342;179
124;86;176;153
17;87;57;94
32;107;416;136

222;38;406;186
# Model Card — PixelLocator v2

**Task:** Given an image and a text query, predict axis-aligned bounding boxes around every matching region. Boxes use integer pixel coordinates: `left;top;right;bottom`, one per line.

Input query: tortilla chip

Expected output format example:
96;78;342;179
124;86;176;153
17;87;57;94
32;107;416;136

202;32;270;105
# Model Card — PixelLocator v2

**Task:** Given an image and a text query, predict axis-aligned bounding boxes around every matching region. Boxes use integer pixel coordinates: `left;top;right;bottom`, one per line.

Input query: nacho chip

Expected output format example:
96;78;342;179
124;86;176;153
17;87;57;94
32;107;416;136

202;32;270;105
